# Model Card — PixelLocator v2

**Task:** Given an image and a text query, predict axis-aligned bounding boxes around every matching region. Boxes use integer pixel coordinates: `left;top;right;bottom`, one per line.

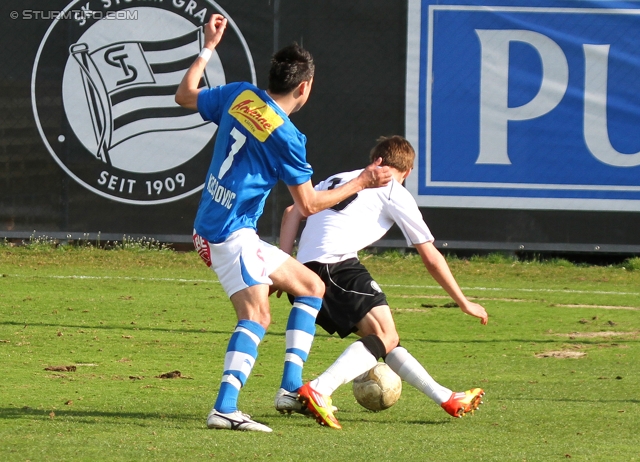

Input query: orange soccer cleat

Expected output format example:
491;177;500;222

441;388;484;418
297;382;342;429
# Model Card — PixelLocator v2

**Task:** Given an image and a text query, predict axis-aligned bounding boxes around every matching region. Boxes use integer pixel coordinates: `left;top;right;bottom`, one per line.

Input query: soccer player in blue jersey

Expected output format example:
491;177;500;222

175;14;392;432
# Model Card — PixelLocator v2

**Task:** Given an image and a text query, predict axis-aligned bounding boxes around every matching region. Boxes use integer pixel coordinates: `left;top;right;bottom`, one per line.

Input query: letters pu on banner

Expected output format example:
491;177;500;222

405;1;640;211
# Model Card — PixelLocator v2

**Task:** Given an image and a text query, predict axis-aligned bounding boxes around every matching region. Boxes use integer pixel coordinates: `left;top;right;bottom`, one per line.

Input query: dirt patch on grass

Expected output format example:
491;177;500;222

44;365;76;372
156;370;191;379
395;296;640;310
535;350;587;359
551;304;640;311
555;331;639;338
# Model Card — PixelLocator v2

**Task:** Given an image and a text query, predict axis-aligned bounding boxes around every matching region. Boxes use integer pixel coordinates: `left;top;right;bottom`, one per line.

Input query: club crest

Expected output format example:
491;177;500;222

32;0;255;204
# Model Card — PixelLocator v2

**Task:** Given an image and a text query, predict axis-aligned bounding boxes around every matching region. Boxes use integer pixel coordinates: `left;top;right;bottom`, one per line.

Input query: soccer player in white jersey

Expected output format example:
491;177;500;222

175;14;392;432
278;136;489;429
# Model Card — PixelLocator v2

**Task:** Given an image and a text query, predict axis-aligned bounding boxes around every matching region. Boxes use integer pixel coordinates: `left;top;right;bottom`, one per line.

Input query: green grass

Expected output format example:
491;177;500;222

1;246;639;461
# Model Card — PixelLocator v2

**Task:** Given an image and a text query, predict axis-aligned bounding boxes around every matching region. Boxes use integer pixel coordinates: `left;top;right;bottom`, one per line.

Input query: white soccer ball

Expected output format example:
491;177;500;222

352;363;402;411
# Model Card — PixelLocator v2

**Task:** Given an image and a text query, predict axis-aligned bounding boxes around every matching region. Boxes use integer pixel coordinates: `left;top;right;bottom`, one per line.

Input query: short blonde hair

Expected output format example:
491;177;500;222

369;136;415;172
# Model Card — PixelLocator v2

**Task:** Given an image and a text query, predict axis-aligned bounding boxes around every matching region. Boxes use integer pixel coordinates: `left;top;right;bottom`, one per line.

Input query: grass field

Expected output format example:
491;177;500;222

1;244;639;461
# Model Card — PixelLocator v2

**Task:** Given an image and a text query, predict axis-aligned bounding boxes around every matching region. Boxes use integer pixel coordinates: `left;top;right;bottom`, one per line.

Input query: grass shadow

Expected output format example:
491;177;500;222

0;407;199;425
0;320;255;337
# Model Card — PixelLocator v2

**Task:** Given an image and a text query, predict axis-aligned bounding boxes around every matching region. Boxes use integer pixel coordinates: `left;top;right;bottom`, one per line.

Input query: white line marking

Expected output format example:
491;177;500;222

4;274;638;297
384;284;640;297
3;274;219;284
553;304;639;311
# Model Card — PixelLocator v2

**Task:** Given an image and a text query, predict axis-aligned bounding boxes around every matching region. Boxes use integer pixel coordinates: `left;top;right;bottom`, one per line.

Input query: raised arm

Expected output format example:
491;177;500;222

287;158;392;217
175;14;227;110
415;241;488;325
280;204;305;254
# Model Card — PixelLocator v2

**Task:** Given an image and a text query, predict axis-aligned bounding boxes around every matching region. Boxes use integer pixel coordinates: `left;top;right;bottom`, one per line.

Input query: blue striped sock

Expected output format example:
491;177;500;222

280;296;322;392
214;319;265;413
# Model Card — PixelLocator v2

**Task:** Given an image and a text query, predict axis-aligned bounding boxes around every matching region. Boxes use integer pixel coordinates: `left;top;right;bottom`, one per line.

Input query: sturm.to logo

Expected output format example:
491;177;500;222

32;0;255;204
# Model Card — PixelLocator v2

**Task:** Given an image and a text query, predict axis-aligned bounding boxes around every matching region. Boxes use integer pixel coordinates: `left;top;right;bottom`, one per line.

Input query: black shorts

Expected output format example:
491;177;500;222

291;258;388;339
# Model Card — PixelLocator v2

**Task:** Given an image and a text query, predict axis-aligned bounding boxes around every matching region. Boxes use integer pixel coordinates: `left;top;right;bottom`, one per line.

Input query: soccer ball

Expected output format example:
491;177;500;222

352;363;402;411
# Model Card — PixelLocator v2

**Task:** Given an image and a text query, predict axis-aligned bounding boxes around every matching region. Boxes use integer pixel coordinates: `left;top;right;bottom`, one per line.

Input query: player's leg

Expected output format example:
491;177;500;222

295;313;389;430
354;305;452;404
214;284;270;413
294;260;387;428
269;257;324;406
383;344;453;405
194;229;275;432
375;317;484;417
352;305;455;406
309;305;395;398
302;258;395;399
207;284;273;431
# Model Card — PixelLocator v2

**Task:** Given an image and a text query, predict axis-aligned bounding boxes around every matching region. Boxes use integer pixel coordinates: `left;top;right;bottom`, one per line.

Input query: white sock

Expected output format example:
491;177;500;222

384;346;452;404
310;341;379;396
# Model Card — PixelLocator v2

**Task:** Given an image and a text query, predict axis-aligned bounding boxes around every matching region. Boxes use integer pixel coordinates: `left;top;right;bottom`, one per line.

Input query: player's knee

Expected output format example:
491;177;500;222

306;277;325;299
251;305;271;329
237;310;270;330
255;311;271;330
379;330;399;354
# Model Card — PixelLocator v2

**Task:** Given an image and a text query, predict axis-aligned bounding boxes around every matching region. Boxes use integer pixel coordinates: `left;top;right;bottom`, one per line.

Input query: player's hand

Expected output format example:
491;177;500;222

204;14;227;49
359;157;393;189
461;301;488;325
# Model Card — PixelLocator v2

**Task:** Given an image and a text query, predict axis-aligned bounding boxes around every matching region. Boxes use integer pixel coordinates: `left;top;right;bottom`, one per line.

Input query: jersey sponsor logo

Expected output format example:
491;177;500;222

32;0;255;204
370;281;382;293
228;90;284;142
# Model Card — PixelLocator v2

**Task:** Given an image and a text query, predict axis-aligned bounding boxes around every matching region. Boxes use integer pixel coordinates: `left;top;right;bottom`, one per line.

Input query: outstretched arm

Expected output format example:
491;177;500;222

287;158;392;217
280;204;305;254
415;241;488;325
175;14;227;109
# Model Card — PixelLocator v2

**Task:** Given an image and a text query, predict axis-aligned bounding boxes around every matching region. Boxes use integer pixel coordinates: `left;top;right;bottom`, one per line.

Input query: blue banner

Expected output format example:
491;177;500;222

406;1;640;210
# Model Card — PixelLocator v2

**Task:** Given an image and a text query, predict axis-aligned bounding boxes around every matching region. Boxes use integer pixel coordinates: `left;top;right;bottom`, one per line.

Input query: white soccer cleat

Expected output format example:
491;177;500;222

274;388;308;415
206;409;272;432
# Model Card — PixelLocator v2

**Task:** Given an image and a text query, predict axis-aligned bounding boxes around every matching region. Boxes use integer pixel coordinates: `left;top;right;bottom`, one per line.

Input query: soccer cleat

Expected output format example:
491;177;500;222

206;409;272;432
297;382;342;429
274;388;308;415
275;388;338;415
441;388;484;418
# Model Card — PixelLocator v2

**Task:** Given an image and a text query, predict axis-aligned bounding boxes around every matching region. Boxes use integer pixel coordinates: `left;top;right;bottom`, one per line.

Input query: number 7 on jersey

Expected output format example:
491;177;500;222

218;127;246;179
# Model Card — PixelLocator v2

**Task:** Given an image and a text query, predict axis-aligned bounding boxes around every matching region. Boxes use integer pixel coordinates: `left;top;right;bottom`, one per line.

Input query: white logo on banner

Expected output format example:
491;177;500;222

32;1;255;204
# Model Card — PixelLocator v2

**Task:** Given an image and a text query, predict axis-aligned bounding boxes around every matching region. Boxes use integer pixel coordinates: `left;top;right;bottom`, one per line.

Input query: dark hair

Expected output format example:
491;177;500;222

268;43;315;94
369;136;415;172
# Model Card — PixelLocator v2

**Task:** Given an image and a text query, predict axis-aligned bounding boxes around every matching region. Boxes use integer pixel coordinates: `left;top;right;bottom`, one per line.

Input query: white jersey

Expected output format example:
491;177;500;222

296;169;434;264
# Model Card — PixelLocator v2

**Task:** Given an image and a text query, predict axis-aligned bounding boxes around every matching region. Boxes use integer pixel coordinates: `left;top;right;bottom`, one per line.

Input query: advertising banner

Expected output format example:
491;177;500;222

406;1;640;211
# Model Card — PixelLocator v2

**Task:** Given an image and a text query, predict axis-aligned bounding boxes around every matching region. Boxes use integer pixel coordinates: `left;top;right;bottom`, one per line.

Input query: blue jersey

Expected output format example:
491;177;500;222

194;82;313;243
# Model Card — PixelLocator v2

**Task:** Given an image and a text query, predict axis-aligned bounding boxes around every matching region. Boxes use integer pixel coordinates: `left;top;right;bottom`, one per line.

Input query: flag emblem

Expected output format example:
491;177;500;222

70;29;209;164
